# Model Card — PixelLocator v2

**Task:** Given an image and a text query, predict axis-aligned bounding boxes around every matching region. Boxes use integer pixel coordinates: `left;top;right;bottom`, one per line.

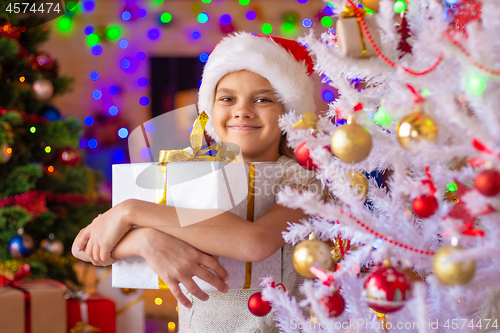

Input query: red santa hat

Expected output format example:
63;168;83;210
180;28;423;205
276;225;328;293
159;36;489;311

198;32;316;141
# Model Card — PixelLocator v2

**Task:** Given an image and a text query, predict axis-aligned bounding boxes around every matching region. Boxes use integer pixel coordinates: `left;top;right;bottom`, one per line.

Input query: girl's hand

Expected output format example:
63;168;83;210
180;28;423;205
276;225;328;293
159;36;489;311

138;228;230;308
73;200;135;266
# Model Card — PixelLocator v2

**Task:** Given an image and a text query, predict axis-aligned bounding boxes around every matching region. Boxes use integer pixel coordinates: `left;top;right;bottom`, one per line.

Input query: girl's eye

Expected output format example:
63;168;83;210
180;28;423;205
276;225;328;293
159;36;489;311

218;97;234;102
256;98;272;103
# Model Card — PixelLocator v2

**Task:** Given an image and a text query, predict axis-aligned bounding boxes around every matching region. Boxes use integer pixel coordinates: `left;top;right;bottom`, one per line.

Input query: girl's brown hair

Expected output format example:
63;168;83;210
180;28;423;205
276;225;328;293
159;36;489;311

279;134;295;159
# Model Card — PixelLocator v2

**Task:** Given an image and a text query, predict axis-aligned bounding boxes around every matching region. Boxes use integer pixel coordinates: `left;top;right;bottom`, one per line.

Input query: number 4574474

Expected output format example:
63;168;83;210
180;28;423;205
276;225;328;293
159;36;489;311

6;2;61;14
443;319;498;330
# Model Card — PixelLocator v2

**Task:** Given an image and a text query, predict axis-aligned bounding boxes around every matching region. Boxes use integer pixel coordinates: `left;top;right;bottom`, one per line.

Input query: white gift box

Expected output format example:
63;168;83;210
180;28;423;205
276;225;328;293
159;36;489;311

336;14;381;58
112;161;284;291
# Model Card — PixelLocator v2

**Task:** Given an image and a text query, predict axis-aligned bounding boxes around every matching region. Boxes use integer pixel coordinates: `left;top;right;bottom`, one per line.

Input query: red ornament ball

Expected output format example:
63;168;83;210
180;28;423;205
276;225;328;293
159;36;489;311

362;266;412;313
294;142;318;171
58;147;81;166
248;292;272;317
320;291;345;317
474;169;500;197
412;195;438;218
33;52;53;70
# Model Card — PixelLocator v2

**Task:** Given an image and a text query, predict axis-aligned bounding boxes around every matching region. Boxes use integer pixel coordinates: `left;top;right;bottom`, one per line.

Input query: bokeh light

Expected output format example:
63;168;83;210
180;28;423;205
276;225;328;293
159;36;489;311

121;11;131;21
144;122;155;133
82;0;95;12
373;107;392;126
57;17;72;32
393;0;406;13
467;74;486;95
89;71;99;81
84;116;94;126
120;59;131;69
118;128;129;139
118;39;129;49
138;77;148;87
245;11;256;20
86;33;99;46
109;86;119;95
302;18;313;28
239;0;250;5
321;16;333;27
191;31;201;40
148;28;160;40
140;96;150;106
198;12;209;23
136;52;146;61
92;90;102;100
160;12;172;23
220;14;232;24
141;147;152;159
114;150;125;162
137;8;147;17
91;45;102;55
109;106;119;116
106;26;121;40
88;138;98;149
84;26;94;35
79;139;88;149
199;52;209;63
261;23;273;34
322;90;335;102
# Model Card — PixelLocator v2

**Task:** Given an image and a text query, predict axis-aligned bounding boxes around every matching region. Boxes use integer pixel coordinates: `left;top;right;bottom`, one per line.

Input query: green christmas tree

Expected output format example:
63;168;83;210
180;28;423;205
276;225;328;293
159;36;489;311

0;9;110;285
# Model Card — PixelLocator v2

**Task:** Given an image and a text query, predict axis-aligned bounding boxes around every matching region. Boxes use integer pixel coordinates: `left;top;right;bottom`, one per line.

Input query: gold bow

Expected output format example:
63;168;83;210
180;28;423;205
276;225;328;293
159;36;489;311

158;112;238;163
341;5;366;18
293;111;319;129
70;323;100;333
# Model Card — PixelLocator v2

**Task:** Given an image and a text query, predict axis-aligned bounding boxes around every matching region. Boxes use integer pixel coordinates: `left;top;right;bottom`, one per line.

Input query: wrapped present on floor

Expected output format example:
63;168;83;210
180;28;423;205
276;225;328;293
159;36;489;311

0;286;24;333
112;112;284;291
67;292;116;333
96;267;145;333
1;264;67;333
73;263;142;333
336;5;382;58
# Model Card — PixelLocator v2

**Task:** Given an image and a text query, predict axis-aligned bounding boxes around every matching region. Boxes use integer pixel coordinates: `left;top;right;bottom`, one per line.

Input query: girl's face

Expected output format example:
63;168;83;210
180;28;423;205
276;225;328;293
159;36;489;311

213;70;284;162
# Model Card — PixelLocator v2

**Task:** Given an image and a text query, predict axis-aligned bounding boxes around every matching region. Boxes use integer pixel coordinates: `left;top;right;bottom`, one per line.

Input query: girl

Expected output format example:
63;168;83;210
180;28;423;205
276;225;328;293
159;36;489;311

73;32;322;332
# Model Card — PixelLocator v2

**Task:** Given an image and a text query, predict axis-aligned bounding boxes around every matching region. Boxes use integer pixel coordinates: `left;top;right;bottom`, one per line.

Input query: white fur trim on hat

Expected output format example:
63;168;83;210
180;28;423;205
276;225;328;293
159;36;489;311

198;32;315;141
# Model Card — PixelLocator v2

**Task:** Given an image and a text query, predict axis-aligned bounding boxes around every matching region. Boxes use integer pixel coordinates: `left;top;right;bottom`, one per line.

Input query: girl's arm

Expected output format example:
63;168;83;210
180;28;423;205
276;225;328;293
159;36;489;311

75;193;307;263
72;227;230;308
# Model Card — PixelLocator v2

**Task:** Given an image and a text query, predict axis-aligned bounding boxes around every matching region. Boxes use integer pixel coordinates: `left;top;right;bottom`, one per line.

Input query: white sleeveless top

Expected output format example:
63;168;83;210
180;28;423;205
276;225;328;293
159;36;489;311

178;156;321;332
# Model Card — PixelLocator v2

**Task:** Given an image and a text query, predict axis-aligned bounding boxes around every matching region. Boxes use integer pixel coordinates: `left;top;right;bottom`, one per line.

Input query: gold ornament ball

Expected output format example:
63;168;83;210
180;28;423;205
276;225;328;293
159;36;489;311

396;113;437;150
293;239;334;278
347;171;369;198
331;123;372;163
362;0;380;11
432;245;475;285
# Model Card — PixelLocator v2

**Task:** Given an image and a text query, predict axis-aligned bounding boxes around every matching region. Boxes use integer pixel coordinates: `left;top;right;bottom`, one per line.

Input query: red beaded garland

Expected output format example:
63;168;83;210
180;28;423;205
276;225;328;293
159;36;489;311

338;209;435;255
345;0;443;76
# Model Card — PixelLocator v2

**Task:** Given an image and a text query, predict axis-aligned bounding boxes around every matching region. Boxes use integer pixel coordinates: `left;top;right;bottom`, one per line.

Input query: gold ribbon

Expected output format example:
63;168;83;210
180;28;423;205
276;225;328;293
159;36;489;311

157;111;238;205
116;294;145;315
243;164;256;290
293;111;318;130
341;5;369;58
94;267;111;286
70;323;101;333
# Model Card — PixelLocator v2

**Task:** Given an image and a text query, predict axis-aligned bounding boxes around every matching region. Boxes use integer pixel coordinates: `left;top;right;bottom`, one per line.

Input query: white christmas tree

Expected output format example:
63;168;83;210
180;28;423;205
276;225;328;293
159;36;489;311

261;0;500;332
